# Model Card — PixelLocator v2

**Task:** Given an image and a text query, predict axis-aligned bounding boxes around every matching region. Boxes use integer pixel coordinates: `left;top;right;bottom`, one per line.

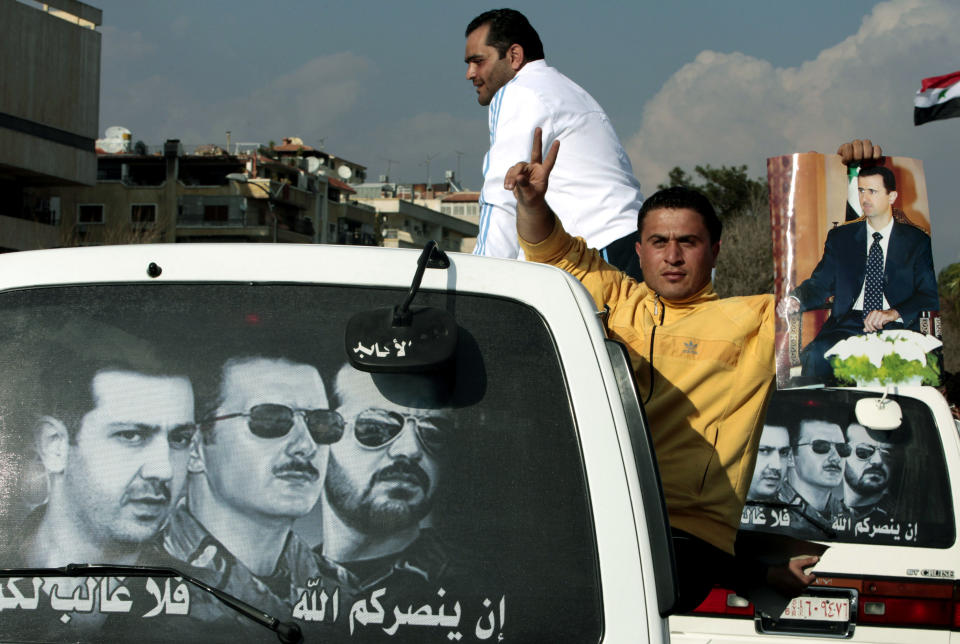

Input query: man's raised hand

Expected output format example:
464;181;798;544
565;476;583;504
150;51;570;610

837;140;883;165
507;127;560;245
504;127;560;208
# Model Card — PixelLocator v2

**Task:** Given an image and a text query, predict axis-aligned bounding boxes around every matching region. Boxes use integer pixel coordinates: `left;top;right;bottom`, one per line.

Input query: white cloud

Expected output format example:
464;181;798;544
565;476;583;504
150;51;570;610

625;0;960;189
341;111;487;185
170;15;191;39
99;73;193;141
213;52;372;142
97;47;486;185
99;25;157;62
100;52;374;148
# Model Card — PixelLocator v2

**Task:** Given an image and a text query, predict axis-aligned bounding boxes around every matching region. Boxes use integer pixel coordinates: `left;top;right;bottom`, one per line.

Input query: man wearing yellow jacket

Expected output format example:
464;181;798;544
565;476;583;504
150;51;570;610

506;128;880;611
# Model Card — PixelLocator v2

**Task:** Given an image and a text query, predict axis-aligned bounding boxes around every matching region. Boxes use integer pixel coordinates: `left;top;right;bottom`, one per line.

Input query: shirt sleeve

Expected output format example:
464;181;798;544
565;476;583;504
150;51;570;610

520;216;645;313
758;295;777;372
474;85;553;258
892;228;939;325
791;229;838;310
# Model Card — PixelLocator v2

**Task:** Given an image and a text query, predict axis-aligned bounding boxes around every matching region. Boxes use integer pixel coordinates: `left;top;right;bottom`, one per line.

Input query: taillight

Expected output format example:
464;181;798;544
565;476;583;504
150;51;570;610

690;588;753;617
689;579;960;630
861;597;952;626
857;579;958;629
954;581;960;629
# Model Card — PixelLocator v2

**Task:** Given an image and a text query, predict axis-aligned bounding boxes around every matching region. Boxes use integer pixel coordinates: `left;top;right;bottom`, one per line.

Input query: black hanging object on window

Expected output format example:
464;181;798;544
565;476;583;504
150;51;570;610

345;241;457;373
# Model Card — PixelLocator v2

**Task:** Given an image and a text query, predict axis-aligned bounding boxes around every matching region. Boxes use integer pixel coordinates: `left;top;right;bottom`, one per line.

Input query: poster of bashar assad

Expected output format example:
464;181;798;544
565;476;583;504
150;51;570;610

0;282;603;642
740;389;953;548
769;153;941;388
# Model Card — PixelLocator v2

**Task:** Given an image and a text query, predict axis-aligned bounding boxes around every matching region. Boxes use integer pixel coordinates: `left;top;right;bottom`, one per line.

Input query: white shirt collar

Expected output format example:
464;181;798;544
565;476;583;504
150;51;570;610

516;59;548;77
866;216;894;238
864;217;893;255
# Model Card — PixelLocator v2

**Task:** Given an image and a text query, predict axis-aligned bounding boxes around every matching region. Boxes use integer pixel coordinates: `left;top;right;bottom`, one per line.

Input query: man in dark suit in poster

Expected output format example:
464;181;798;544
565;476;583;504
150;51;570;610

778;165;939;379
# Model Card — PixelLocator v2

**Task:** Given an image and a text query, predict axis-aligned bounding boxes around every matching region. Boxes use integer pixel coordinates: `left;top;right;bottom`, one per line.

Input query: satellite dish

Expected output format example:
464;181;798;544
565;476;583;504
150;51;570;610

337;165;353;180
305;157;322;174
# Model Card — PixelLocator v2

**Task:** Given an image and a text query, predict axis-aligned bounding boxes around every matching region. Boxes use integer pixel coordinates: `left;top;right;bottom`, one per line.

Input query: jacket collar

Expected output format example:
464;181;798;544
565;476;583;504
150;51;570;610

646;280;718;306
640;281;717;324
516;59;547;77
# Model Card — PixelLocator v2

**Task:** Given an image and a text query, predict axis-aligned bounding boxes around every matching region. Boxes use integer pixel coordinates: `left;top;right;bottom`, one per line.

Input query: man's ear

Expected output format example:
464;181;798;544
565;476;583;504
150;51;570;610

634;240;643;266
888;190;898;206
711;239;722;266
506;43;525;71
36;416;69;474
187;431;206;474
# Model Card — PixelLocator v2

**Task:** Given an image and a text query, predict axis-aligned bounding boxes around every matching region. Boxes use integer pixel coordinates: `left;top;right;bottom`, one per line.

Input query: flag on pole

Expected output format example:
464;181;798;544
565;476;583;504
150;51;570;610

914;70;960;126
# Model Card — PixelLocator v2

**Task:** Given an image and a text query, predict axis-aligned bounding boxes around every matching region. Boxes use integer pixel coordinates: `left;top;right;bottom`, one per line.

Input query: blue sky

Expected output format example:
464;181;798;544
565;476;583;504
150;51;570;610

93;0;960;268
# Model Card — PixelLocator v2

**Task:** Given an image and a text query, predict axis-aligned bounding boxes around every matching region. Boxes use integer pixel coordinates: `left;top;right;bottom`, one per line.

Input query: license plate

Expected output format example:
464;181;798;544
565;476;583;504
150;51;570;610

779;596;850;622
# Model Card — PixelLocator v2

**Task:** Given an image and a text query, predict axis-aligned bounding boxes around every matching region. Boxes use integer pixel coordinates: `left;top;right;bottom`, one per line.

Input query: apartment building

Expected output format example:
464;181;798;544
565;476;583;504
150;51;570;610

0;0;102;251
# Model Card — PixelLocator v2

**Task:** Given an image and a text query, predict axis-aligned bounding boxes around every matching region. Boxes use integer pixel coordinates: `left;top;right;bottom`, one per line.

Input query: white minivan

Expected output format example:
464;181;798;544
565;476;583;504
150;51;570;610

0;243;677;643
672;385;960;643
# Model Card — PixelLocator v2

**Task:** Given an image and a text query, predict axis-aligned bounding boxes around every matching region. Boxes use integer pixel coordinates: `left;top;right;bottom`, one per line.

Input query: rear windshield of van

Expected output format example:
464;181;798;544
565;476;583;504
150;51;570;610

739;388;955;548
0;283;602;643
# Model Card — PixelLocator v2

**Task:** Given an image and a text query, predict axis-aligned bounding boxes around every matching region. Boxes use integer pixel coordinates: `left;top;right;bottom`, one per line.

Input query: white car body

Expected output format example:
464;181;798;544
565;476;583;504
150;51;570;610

0;244;675;643
672;385;960;643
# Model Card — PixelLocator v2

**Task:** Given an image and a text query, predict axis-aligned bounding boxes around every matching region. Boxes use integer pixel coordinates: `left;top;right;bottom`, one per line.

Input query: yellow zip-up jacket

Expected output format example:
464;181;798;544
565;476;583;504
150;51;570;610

522;220;776;554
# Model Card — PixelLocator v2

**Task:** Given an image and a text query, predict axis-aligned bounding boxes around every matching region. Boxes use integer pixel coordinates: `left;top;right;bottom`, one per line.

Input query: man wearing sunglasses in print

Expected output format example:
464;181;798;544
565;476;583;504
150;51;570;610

842;422;909;525
778;417;851;538
162;356;345;629
316;363;465;598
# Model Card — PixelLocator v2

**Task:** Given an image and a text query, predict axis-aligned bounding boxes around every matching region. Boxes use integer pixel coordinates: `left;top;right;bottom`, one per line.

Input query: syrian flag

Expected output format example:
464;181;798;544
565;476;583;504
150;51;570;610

914;70;960;126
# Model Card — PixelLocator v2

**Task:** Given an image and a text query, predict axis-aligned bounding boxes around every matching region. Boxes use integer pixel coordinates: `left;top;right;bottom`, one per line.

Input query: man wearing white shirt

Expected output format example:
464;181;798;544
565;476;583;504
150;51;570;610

777;165;938;379
464;9;644;279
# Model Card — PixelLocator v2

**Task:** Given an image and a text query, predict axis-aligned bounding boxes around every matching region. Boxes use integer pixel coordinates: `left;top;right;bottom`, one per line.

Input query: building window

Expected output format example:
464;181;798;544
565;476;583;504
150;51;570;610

203;205;229;222
77;204;104;224
131;204;157;224
454;205;465;216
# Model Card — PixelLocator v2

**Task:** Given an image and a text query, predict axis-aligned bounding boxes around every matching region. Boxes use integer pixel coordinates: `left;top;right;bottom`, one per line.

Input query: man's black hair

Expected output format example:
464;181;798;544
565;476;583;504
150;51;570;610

466;9;545;61
859;165;896;192
193;355;303;444
787;413;851;450
38;348;179;444
763;401;796;436
637;186;722;245
843;418;912;446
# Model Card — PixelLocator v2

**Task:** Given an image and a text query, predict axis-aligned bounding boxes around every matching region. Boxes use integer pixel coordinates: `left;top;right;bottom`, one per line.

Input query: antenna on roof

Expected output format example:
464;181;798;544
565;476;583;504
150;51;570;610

420;153;438;188
380;157;398;182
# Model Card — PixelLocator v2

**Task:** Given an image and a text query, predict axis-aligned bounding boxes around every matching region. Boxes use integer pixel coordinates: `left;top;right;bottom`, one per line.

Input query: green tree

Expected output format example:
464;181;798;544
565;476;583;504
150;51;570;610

658;164;767;220
713;210;773;298
938;263;960;319
937;263;960;373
